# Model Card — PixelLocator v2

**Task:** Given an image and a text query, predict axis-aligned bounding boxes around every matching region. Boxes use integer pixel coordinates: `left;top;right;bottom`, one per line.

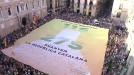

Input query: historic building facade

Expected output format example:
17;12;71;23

125;0;134;75
0;0;47;37
111;0;128;22
70;0;103;17
46;0;67;13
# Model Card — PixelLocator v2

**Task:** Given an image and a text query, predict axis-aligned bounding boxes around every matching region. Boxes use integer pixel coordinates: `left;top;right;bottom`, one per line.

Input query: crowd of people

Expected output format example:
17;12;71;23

0;51;49;75
102;25;129;75
0;8;129;75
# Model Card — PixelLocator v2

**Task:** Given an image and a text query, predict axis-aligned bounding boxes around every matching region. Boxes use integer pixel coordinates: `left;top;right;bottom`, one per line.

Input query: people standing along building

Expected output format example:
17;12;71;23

0;36;2;49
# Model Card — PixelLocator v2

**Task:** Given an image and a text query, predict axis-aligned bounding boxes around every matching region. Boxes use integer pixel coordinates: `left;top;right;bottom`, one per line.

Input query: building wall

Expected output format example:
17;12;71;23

111;0;128;22
47;0;67;13
0;0;47;37
125;4;134;75
121;0;134;75
72;0;102;17
130;66;134;75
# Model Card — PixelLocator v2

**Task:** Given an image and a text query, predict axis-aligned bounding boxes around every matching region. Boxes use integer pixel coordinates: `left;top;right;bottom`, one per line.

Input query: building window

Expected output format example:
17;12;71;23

17;6;19;13
21;4;24;11
116;12;121;18
84;0;87;9
90;1;93;5
26;4;28;10
72;0;74;8
37;1;40;7
8;8;11;16
42;0;44;6
0;9;3;20
50;0;52;3
89;6;92;10
50;3;52;9
32;2;34;9
58;0;60;7
119;4;123;10
78;0;80;8
55;0;58;8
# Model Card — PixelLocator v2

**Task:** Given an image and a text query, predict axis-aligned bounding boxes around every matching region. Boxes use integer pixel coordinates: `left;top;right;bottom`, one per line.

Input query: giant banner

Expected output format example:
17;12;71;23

2;19;109;75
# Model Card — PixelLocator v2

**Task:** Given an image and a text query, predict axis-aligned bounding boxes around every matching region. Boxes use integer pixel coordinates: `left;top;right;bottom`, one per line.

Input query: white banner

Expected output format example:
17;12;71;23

2;29;90;75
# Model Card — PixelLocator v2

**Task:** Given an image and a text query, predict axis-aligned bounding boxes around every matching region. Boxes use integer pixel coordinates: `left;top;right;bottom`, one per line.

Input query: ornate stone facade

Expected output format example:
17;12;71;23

0;0;47;37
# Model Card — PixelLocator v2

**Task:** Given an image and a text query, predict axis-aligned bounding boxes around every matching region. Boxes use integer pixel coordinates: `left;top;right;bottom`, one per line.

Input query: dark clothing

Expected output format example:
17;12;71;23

0;39;2;49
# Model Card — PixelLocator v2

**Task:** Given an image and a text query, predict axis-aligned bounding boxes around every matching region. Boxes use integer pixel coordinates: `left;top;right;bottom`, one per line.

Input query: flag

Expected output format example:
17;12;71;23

33;15;38;22
32;21;36;29
4;38;7;48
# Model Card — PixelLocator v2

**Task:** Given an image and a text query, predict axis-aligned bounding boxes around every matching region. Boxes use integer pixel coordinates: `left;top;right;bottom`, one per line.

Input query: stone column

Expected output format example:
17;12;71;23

80;0;85;14
91;5;96;17
91;0;97;17
86;0;90;15
45;0;47;15
59;0;63;11
52;0;56;13
74;0;78;12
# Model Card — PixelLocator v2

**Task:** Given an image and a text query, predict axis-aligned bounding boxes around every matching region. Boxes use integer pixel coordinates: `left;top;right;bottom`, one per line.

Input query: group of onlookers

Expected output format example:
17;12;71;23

0;8;129;75
102;25;129;75
0;51;49;75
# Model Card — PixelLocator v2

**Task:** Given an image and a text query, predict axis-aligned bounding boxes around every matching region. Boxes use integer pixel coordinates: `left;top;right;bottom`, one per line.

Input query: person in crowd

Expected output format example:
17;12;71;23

0;36;2;50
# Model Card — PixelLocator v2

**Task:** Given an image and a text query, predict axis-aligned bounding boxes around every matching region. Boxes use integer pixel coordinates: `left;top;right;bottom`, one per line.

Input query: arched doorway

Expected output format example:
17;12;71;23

89;12;91;16
77;9;80;14
22;17;27;26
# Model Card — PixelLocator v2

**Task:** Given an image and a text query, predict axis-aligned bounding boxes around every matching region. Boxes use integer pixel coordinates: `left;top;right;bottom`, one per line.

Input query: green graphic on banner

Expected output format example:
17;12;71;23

68;41;82;50
64;23;89;32
41;36;83;50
